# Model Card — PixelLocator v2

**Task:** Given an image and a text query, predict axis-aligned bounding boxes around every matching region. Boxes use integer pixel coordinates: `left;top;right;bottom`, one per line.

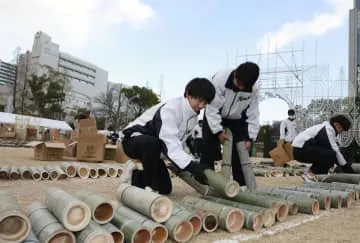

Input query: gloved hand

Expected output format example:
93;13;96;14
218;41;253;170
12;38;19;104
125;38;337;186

184;161;209;185
340;163;355;174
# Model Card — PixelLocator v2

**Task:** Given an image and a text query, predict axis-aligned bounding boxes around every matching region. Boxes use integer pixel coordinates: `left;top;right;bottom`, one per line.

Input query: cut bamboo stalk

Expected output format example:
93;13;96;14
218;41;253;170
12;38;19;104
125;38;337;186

39;167;49;180
163;215;193;242
254;190;319;215
77;165;90;179
304;181;358;200
302;184;354;208
287;187;342;209
29;167;41;181
90;168;99;179
9;167;20;180
19;167;32;180
75;190;115;225
47;166;67;181
43;187;91;231
204;196;275;228
331;182;360;200
102;223;124;243
116;183;173;223
116;167;124;177
76;220;114;243
111;213;151;243
316;174;360;184
98;167;108;178
231;192;289;221
103;166;118;178
23;230;40;243
253;168;271;177
221;128;233;179
116;205;168;243
236;141;257;190
203;169;240;198
61;163;77;178
0;166;10;179
172;202;202;236
27;202;75;243
263;188;331;210
176;171;210;195
0;191;31;242
178;204;218;233
181;196;244;233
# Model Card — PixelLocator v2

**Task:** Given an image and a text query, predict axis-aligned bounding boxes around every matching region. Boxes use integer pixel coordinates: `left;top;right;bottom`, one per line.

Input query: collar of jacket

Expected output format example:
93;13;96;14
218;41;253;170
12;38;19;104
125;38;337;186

182;97;199;117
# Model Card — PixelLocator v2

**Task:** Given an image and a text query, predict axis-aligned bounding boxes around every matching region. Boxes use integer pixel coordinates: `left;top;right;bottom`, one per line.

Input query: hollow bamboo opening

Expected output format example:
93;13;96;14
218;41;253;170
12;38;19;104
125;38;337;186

226;210;244;232
172;221;192;243
0;215;30;242
203;214;218;232
151;225;168;243
94;203;114;223
132;229;151;243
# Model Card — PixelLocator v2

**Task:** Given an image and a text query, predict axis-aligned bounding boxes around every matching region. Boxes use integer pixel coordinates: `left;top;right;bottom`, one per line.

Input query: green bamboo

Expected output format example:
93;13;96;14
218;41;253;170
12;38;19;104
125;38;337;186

172;202;202;236
316;174;360;184
76;220;114;243
221;128;233;179
204;169;240;198
176;171;210;195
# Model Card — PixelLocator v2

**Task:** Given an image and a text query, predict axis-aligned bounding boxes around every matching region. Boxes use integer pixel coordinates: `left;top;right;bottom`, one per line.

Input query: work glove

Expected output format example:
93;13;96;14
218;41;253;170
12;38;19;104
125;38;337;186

340;163;355;174
184;161;209;185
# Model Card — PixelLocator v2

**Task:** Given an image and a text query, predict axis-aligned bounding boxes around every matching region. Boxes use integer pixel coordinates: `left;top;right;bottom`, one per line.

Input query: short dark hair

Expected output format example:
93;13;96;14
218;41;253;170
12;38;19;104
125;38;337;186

330;115;351;131
235;62;260;91
288;109;295;116
184;78;215;103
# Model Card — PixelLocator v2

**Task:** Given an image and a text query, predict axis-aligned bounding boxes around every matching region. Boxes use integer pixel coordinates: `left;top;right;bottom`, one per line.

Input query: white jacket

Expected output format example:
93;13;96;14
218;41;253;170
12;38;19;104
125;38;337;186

122;97;197;169
280;118;297;142
205;69;260;140
292;121;346;166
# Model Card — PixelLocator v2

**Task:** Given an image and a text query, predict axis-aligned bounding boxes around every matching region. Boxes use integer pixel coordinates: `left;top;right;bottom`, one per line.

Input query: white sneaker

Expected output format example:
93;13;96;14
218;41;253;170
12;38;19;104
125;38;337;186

119;160;136;184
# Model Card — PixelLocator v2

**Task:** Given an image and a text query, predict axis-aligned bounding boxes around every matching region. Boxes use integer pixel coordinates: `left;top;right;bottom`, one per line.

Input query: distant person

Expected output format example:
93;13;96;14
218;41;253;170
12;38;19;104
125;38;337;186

201;62;260;186
292;115;354;181
280;109;297;143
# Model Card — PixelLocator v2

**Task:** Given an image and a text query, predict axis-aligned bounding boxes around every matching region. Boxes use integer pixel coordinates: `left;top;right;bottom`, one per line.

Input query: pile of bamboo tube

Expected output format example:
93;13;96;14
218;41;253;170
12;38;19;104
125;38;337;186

0;162;124;181
252;163;307;177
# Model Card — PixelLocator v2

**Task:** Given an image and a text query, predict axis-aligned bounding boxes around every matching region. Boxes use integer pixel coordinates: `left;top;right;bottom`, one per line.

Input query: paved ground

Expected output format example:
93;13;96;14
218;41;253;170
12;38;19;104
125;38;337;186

0;147;359;243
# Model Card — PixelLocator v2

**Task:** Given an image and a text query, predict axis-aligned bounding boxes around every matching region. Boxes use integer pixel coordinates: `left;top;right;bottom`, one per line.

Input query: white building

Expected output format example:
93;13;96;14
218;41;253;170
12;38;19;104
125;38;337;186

30;31;108;112
0;60;17;111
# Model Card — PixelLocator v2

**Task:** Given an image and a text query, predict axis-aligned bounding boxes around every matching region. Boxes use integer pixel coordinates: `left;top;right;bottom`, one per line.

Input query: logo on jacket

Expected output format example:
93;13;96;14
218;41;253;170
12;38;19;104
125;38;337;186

238;96;250;101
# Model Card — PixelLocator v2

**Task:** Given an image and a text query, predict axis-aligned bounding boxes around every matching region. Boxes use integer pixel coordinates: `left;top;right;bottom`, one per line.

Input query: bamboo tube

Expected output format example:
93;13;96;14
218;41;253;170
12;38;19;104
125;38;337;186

304;181;358;200
204;196;275;228
111;214;151;243
23;230;40;243
43;187;91;231
89;168;99;179
163;215;193;242
263;191;319;215
221;128;233;179
9;167;20;180
116;205;168;243
116;167;124;177
331;182;360;200
231;192;289;221
27;202;75;243
98;167;108;178
102;223;124;243
29;167;42;181
176;171;210;195
47;166;67;181
287;187;342;209
77;165;90;179
19;167;32;180
236;141;257;190
180;204;219;233
253;168;271;177
39;167;49;180
172;202;202;236
316;174;360;184
263;188;331;210
76;220;114;243
203;169;240;198
0;166;10;179
251;191;298;216
0;191;31;242
75;190;115;225
116;184;173;223
102;166;118;178
181;196;244;232
61;163;77;178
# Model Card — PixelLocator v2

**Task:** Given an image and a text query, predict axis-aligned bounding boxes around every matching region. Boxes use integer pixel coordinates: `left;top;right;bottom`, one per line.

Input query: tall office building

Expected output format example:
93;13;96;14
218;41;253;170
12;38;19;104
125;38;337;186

0;60;17;111
349;0;360;97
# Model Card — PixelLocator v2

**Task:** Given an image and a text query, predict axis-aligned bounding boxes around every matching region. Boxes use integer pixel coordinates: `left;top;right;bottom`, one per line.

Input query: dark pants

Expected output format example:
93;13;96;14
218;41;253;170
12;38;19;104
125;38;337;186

122;135;172;194
293;145;337;174
200;116;248;186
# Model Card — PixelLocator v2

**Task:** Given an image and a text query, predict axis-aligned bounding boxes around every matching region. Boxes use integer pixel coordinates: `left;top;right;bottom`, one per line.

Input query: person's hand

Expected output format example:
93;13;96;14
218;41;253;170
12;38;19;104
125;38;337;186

218;131;228;145
184;161;209;185
340;163;355;174
245;140;252;151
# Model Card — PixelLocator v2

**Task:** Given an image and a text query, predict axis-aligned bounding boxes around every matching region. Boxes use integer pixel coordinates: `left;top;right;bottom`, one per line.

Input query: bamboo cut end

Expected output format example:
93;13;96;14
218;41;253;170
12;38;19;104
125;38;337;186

189;215;202;236
94;203;114;224
86;232;114;243
111;231;124;243
226;210;244;233
47;230;75;243
262;210;275;228
90;169;98;179
98;168;107;178
312;201;320;215
132;228;151;243
336;196;342;209
65;204;91;231
117;169;123;177
225;181;240;198
252;214;264;232
324;196;331;210
202;213;218;233
50;171;59;180
345;194;353;208
42;171;49;180
150;197;173;223
275;204;288;222
78;167;90;179
108;168;118;178
151;225;168;243
172;221;193;243
32;172;41;181
66;166;77;178
22;171;32;180
289;203;299;215
0;214;31;242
